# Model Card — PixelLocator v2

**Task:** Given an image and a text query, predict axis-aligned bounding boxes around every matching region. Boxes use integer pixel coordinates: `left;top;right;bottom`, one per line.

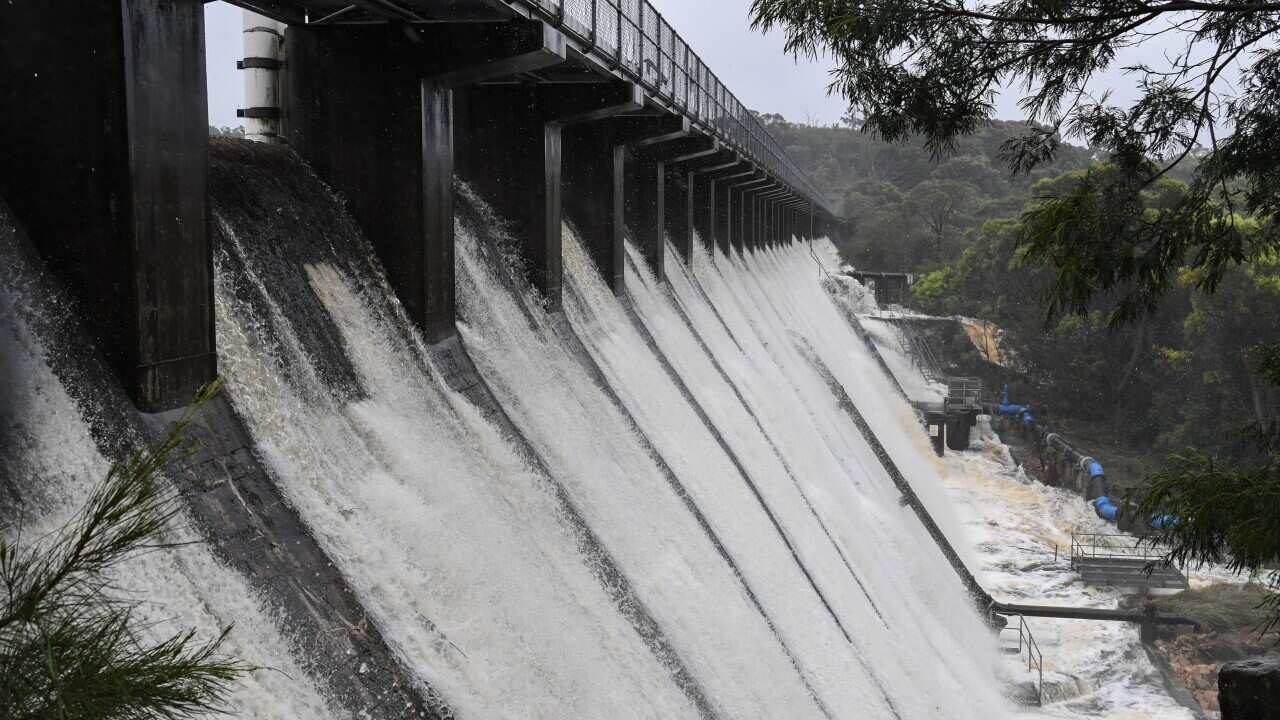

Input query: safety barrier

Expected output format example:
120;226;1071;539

996;613;1044;706
511;0;830;211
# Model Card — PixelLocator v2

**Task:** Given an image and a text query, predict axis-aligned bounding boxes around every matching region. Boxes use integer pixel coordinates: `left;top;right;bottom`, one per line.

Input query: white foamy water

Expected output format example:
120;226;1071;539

456;220;830;719
943;443;1198;719
651;239;1009;715
9;139;1219;718
0;226;338;719
212;216;696;719
565;231;902;717
860;318;947;403
852;293;1211;717
757;246;986;573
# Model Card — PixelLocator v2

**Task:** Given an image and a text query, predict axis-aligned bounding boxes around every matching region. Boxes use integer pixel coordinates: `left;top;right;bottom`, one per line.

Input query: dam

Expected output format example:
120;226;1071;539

0;2;1099;718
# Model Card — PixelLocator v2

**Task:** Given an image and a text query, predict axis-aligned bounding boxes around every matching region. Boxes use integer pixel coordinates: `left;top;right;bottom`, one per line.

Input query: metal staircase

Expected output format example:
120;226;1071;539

889;319;943;384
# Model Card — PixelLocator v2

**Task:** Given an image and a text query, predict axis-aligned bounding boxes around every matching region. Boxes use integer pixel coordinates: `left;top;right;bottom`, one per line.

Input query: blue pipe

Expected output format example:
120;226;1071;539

998;392;1186;530
1093;496;1119;521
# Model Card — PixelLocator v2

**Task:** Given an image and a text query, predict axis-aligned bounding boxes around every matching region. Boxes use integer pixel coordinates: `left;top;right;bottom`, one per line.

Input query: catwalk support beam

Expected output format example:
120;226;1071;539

624;118;690;285
563;113;687;293
289;21;565;339
683;151;737;254
0;0;213;411
732;176;773;252
463;82;647;307
635;133;715;274
664;166;693;266
717;169;765;254
694;158;752;255
757;187;790;246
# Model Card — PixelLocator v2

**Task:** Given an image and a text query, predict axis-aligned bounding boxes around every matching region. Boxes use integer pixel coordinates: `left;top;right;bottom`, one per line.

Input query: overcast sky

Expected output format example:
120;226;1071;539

205;1;1243;136
204;0;859;128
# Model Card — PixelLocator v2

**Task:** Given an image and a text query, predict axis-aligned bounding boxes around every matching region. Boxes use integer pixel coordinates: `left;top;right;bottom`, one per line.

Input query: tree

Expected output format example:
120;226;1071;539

0;383;249;718
751;0;1280;634
905;179;977;254
751;0;1280;326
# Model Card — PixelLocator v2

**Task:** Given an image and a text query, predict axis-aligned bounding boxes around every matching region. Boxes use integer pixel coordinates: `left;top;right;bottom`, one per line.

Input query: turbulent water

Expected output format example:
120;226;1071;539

856;300;1219;719
943;439;1199;719
859;317;947;403
0;207;338;719
1;141;1143;718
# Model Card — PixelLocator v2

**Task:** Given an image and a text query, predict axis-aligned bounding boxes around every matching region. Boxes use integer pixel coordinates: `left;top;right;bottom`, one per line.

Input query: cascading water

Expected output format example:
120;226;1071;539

209;142;697;719
943;446;1200;718
860;319;948;403
203;137;1025;716
0;204;338;719
4;137;1105;718
639;237;1007;711
456;198;834;720
724;245;978;573
843;277;1222;718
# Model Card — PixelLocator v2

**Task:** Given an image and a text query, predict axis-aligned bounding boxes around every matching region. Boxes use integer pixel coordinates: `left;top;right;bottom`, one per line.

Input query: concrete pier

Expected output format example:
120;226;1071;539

0;0;214;411
288;21;565;339
563;113;687;293
698;161;754;255
637;135;717;271
683;151;737;257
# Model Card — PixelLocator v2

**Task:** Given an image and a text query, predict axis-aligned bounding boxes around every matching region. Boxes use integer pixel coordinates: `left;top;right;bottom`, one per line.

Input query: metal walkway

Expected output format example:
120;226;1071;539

228;0;832;214
1070;533;1190;590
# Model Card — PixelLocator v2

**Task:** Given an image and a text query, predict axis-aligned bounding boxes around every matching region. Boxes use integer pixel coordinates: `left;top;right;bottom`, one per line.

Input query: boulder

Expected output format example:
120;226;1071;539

1219;656;1280;719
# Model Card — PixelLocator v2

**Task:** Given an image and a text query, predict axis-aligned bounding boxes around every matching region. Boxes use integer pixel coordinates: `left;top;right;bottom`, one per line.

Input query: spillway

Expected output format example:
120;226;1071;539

3;140;1019;718
0;202;338;719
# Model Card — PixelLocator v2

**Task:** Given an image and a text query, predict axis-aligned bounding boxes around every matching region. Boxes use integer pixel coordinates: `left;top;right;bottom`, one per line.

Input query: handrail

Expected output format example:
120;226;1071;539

1070;532;1171;565
506;0;832;213
997;613;1043;706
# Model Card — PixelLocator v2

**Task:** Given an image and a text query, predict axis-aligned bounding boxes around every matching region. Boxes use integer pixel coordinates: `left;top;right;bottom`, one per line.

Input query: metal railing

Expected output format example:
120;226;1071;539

508;0;832;213
945;376;983;411
998;614;1044;706
890;320;942;383
1069;533;1169;565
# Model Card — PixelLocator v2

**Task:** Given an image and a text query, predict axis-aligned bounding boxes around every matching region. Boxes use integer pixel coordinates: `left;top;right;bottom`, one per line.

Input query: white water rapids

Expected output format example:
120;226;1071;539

852;292;1212;719
0;215;339;719
3;154;1209;718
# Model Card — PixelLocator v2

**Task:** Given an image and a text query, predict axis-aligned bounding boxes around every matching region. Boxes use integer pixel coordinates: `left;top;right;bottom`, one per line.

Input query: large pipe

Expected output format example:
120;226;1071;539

1092;496;1120;521
240;11;286;143
1000;391;1181;529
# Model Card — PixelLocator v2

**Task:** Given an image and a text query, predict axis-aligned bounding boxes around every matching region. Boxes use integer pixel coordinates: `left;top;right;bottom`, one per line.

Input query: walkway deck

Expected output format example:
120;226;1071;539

1070;533;1190;590
1073;556;1190;590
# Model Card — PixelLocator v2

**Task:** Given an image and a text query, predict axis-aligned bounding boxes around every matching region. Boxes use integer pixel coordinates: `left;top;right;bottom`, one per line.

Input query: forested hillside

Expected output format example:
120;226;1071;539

763;115;1094;271
766;114;1277;486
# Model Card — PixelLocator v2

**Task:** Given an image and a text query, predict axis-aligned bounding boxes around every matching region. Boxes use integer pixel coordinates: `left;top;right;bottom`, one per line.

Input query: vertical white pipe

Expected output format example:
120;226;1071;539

240;11;285;143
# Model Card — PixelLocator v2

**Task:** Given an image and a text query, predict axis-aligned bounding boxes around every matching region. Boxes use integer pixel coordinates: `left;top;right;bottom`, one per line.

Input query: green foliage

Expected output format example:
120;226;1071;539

1156;583;1277;635
0;381;249;719
762;118;1092;272
908;268;955;314
752;0;1280;636
1134;451;1280;636
752;0;1280;325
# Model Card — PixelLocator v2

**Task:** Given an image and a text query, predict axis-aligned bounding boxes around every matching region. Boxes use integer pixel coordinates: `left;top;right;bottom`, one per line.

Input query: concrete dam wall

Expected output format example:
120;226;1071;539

0;137;1013;718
